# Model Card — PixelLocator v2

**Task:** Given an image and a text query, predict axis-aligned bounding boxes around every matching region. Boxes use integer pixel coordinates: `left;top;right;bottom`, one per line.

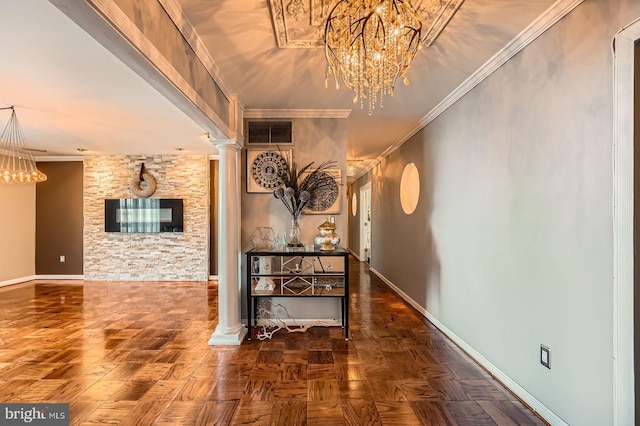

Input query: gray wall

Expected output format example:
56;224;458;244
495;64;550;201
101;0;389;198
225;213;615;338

349;1;640;424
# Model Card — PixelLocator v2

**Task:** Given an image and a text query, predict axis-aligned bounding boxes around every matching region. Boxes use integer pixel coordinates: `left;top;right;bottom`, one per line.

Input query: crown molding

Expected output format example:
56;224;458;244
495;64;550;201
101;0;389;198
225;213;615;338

356;0;584;181
244;109;352;119
35;156;84;162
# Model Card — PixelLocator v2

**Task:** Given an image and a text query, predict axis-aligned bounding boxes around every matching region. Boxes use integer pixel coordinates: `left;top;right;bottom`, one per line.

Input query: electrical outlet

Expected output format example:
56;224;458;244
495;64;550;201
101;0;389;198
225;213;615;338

540;345;550;369
59;255;65;263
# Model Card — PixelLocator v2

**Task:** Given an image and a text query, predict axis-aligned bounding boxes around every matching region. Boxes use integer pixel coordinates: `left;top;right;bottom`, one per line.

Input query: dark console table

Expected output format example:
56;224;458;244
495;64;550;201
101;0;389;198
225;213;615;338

246;247;349;341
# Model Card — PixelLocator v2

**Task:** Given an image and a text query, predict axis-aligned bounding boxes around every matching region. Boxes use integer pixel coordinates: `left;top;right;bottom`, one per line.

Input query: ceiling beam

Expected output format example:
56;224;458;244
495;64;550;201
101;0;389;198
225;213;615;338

49;0;235;141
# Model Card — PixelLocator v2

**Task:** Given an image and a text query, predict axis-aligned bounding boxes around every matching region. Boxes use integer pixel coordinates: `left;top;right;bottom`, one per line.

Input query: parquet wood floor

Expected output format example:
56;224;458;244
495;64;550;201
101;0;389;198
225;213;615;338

0;259;546;425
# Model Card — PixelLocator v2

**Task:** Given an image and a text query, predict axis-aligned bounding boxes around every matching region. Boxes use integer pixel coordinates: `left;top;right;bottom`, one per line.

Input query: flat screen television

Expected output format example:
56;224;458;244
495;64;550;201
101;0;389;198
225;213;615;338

105;199;183;233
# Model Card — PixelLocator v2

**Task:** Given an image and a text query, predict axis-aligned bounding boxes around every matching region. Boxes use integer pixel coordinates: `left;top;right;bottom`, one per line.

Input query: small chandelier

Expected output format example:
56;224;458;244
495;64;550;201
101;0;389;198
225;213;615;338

0;106;47;184
346;160;363;177
324;0;422;114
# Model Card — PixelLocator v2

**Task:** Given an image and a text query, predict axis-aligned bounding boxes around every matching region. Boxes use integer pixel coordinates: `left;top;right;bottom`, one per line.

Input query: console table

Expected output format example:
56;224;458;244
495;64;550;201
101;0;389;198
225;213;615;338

246;247;349;341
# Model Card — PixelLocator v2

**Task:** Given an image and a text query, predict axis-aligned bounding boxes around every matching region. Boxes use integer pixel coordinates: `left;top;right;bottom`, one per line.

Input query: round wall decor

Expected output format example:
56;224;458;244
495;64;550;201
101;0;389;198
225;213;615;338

130;163;157;198
351;192;358;216
306;171;339;211
400;163;420;215
251;151;287;190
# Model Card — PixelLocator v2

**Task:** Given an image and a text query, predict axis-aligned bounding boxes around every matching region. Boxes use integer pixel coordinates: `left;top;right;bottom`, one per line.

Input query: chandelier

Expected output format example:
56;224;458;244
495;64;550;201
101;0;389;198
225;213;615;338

324;0;422;114
0;106;47;184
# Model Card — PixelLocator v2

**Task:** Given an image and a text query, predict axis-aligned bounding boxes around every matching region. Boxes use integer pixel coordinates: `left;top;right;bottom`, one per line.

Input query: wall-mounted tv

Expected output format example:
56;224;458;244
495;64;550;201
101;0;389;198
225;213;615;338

105;199;183;233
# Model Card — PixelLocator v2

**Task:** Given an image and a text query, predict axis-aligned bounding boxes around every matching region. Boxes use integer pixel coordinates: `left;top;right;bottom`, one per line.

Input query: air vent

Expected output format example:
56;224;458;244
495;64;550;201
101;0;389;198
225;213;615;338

247;121;292;145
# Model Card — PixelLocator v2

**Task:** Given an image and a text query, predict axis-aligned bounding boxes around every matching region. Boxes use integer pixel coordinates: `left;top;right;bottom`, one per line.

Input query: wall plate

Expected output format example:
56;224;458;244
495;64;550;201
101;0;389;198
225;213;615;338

540;345;550;369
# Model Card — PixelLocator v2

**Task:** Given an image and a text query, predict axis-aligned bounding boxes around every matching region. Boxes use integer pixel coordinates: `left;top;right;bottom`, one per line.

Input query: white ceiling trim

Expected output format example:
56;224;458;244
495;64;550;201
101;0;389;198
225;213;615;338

35;156;84;162
158;0;235;100
422;0;466;47
355;0;585;181
244;109;352;119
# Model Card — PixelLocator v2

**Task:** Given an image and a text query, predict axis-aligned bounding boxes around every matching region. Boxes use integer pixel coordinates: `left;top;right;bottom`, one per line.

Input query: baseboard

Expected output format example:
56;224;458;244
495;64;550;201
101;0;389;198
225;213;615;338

0;275;37;288
369;267;567;426
208;275;219;281
35;275;84;280
348;248;361;261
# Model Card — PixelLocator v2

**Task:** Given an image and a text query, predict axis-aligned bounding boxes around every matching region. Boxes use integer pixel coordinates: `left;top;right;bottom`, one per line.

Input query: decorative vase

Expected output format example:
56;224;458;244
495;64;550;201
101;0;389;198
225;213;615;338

287;216;303;247
314;219;340;251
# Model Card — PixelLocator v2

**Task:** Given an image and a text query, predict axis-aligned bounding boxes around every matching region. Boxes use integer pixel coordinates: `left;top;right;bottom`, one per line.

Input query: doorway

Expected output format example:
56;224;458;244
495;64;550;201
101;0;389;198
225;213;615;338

359;182;371;263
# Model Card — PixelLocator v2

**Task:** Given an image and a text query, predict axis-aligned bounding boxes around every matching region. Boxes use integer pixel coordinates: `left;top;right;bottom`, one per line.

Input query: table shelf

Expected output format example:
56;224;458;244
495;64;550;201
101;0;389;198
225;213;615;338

246;247;349;341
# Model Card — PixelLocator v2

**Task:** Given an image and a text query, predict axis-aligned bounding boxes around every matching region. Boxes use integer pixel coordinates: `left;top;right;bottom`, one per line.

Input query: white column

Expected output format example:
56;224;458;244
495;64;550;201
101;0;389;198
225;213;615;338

209;143;247;345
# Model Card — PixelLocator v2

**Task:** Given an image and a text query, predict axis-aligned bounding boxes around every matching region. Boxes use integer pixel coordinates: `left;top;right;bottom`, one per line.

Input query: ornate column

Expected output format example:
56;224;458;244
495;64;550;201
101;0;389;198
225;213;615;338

209;143;247;345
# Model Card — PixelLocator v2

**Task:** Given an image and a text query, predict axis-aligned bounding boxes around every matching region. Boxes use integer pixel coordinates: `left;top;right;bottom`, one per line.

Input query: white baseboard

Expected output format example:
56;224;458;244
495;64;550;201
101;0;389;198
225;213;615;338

369;267;567;426
208;275;219;281
348;248;361;261
0;275;37;288
36;275;84;280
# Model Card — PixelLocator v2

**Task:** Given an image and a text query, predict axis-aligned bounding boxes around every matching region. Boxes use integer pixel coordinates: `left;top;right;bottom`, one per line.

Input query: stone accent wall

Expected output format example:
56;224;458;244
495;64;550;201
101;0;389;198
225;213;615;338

84;156;209;281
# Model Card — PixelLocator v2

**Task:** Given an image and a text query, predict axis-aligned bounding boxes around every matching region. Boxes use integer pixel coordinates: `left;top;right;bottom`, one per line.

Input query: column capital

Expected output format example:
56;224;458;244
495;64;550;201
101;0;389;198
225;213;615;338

214;141;243;151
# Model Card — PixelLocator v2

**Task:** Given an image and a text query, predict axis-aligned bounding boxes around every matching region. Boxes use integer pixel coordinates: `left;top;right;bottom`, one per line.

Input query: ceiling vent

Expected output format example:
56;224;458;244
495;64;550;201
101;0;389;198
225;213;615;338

247;121;292;145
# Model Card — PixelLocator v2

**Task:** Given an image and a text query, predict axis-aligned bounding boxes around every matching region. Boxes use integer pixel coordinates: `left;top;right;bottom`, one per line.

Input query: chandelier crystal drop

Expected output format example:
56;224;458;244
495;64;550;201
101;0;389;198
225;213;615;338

0;107;47;184
324;0;422;114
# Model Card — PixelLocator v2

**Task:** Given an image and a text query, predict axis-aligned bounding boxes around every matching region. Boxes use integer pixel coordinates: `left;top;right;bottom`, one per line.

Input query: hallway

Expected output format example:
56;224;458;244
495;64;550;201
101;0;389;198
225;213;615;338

0;258;544;425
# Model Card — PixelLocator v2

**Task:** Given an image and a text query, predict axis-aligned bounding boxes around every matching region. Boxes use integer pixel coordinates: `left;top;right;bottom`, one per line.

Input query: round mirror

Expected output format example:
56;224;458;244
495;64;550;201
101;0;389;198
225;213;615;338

351;192;358;216
400;163;420;215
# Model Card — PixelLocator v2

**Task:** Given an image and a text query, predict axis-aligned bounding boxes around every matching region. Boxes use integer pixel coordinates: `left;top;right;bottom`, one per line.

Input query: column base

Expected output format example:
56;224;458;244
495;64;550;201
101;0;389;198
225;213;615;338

208;325;248;346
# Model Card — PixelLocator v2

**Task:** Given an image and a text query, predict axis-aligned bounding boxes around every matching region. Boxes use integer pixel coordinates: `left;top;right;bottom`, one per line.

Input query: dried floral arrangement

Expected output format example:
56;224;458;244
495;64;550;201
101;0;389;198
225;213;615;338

273;154;337;220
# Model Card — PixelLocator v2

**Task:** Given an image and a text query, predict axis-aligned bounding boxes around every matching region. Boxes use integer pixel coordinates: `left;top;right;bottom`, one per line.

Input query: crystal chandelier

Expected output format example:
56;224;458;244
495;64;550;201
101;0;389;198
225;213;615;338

324;0;422;114
0;106;47;183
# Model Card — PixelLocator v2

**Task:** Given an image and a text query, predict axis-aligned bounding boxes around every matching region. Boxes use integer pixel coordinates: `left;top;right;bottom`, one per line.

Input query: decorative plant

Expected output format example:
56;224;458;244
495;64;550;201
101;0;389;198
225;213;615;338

273;152;337;247
273;156;337;219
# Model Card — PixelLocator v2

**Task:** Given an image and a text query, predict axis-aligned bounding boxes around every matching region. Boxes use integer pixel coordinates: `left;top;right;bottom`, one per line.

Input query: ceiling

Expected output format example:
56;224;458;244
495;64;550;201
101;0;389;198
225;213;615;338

0;0;556;166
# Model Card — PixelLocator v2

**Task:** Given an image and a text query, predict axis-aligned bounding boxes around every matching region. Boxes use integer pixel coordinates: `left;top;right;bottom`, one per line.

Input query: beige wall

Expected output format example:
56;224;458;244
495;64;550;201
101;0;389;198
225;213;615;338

241;118;347;319
0;183;35;283
241;118;347;248
350;1;640;424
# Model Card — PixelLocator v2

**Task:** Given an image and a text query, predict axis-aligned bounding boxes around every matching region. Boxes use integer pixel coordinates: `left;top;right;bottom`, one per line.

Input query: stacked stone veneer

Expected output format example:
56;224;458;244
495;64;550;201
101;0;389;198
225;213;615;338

84;156;209;281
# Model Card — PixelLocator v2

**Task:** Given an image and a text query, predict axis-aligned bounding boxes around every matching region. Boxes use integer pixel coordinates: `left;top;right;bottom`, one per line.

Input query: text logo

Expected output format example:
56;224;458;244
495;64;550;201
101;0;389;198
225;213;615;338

0;404;69;425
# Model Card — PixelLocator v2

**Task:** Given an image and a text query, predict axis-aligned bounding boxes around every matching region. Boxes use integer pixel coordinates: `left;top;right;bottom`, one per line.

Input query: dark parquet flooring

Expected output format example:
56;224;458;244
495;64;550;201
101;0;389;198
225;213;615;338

0;258;545;425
